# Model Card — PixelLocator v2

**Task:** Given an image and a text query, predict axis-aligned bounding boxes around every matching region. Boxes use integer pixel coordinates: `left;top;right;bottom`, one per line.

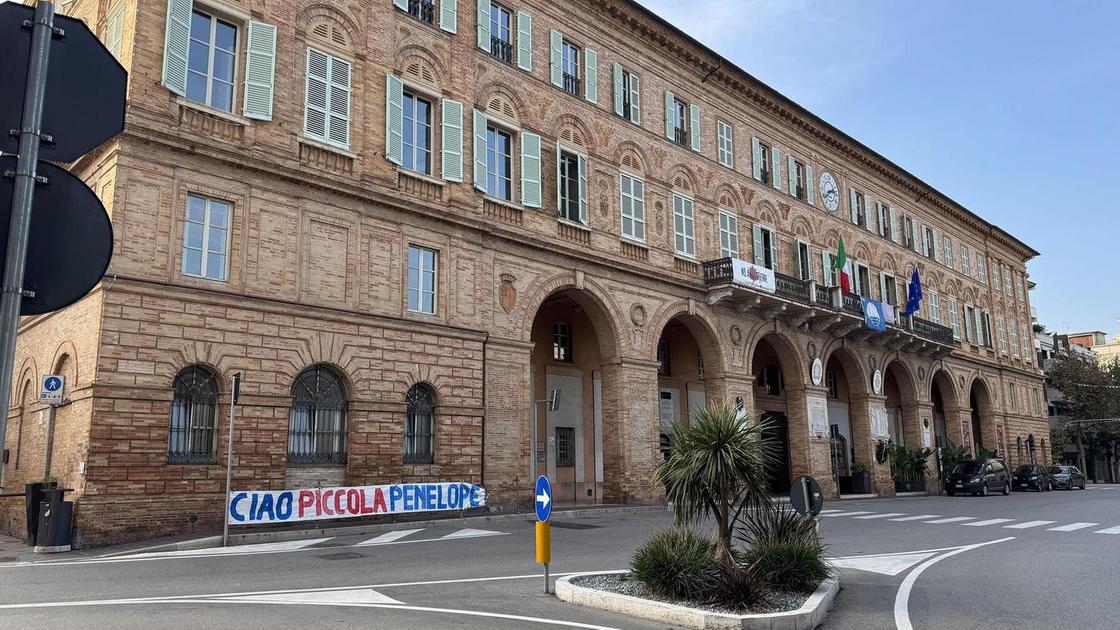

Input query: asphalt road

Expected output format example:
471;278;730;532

1;485;1118;629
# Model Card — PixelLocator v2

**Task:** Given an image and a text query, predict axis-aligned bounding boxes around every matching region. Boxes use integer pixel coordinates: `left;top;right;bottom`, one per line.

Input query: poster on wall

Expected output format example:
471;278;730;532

870;405;891;438
807;395;829;437
228;482;486;525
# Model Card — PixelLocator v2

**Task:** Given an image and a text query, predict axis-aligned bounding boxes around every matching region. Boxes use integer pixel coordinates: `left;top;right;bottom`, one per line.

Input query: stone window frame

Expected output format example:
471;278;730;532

287;364;349;466
167;365;221;465
174;184;242;287
404;382;437;465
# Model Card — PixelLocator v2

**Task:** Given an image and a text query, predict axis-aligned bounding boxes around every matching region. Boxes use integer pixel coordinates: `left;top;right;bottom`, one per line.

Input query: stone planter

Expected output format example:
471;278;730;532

850;471;872;494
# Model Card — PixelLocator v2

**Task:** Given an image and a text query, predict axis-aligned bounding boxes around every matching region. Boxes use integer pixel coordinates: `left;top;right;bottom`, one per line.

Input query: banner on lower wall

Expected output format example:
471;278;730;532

228;482;486;525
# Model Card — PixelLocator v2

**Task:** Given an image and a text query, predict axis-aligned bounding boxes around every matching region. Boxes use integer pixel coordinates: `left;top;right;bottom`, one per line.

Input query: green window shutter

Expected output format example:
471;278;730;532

440;0;457;33
578;153;589;223
477;1;490;50
555;140;562;214
878;272;887;303
787;155;796;196
751;137;762;180
394;0;407;9
768;229;778;269
473;110;487;192
689;103;700;152
753;224;764;267
806;164;814;206
243;21;277;120
549;30;563;87
932;229;940;264
161;0;192;96
771;147;781;190
441;99;464;182
821;250;832;286
889;206;899;243
664;91;675;140
919;224;928;256
849;188;859;224
521;132;542;208
613;63;624;116
864;194;875;233
629;74;641;124
584;48;598;104
384;73;404;165
516;12;532;71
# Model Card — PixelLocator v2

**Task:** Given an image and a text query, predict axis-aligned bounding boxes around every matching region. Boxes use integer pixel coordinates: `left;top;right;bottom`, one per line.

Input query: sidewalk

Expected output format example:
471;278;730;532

0;533;24;562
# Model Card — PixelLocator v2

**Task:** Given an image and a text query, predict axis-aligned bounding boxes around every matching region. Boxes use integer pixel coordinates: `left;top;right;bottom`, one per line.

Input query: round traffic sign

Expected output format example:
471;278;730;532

534;475;552;522
44;376;62;391
790;476;824;517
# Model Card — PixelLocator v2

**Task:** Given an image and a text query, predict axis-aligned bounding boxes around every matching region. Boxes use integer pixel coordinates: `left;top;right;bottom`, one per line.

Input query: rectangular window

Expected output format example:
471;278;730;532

1004;267;1012;296
558;149;581;222
673;193;695;258
486;125;513;200
1016;274;1025;300
793;159;807;201
402;92;432;175
903;216;915;250
717;121;734;169
851;190;866;228
187;11;237;111
928;292;941;325
718;210;738;259
963;305;975;343
923;227;936;260
1010;321;1020;356
106;4;124;60
671;96;688;146
553;321;572;362
992;260;1002;291
797;241;811;281
854;263;871;297
407;244;438;314
657;339;671;376
826;369;838;398
882;275;898;306
555;427;575;467
999;318;1008;354
943;237;953;270
758;226;776;270
619;67;640;123
489;3;512;63
878;203;891;239
976;254;986;284
561;40;581;96
822;252;837;287
620;173;645;241
758;142;772;184
961;245;971;277
304;48;351;148
948;298;960;339
182;194;230;281
406;0;435;24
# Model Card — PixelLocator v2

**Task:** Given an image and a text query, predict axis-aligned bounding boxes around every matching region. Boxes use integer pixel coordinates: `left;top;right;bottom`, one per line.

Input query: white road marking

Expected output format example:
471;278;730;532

924;516;976;524
831;552;935;576
818;509;845;514
1048;522;1099;532
356;529;424;546
441;528;507;540
889;514;941;522
1093;526;1120;534
820;511;873;517
853;512;906;520
894;537;1015;630
964;519;1015;527
1004;520;1056;529
119;538;332;560
218;588;403;605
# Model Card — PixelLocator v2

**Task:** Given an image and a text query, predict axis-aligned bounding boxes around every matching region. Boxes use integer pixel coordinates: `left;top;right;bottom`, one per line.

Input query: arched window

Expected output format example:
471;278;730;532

288;365;348;464
404;384;436;464
168;366;219;464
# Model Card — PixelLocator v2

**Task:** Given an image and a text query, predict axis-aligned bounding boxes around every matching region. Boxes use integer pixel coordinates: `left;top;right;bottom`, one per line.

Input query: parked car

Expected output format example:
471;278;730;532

946;459;1010;496
1048;465;1087;490
1012;464;1052;492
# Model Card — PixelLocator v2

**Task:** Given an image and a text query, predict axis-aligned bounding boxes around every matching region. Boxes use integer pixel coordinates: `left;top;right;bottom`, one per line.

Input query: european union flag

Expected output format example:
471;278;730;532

904;268;923;318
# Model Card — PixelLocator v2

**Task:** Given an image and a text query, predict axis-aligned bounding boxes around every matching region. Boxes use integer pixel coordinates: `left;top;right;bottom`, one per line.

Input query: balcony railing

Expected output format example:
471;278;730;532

562;73;581;97
912;316;954;345
408;0;434;24
490;36;512;63
774;272;809;303
702;257;733;285
674;127;688;146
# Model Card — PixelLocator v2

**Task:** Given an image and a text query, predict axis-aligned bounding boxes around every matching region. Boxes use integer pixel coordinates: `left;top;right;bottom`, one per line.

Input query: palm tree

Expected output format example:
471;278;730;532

654;400;776;566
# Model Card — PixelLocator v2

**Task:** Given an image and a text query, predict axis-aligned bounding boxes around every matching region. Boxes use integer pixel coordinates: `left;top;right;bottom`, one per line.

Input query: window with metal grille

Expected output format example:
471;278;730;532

406;0;435;24
553;321;572;362
561;41;581;96
489;3;512;63
657;338;671;376
167;365;219;464
555;427;575;467
404;383;435;464
758;141;771;184
287;365;347;464
671;97;688;146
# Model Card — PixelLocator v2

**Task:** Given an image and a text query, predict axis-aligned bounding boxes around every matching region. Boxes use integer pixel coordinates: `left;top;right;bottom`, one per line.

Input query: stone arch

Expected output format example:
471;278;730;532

49;340;78;385
12;357;37;407
554;113;593;149
291;361;355;401
298;3;361;53
614;140;648;174
880;253;898;275
715;183;740;211
791;216;814;241
883;358;919;405
822;228;842;250
966;374;996;454
517;272;623;363
821;344;869;397
395;46;446;87
745;327;806;385
852;242;873;264
668;164;699;195
646;301;726;378
475;82;526;123
754;200;780;227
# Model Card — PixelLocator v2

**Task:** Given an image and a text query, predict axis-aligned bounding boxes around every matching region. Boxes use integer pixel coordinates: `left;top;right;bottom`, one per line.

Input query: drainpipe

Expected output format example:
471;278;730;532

480;333;489;490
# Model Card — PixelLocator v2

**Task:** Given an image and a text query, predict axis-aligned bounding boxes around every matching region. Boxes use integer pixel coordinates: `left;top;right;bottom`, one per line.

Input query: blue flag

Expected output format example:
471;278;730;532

904;268;923;318
861;297;887;332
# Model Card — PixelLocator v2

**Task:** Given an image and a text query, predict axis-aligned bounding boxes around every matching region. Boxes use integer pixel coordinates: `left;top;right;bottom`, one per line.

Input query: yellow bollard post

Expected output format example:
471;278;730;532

536;520;551;592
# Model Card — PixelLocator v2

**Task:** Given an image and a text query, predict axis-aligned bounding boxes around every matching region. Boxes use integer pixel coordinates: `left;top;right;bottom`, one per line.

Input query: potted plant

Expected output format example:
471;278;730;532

891;446;932;493
851;462;872;494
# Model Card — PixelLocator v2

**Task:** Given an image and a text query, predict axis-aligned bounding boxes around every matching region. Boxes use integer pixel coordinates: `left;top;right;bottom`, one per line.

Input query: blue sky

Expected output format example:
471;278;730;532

638;0;1119;338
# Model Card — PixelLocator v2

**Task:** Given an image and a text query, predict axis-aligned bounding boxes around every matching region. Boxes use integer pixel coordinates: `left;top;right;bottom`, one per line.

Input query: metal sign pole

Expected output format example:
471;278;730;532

221;373;241;547
0;0;54;482
42;404;56;478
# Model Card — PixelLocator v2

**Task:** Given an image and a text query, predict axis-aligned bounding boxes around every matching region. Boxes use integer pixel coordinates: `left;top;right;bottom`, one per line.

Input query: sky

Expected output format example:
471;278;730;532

638;0;1120;339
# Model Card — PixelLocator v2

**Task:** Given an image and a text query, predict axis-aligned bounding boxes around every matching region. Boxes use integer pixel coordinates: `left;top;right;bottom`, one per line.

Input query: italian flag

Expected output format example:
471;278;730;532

834;237;852;294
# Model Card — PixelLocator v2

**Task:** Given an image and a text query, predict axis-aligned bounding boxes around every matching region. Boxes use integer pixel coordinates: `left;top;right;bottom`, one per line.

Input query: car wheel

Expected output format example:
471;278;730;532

1002;483;1011;496
1081;482;1086;490
947;489;955;496
981;483;989;497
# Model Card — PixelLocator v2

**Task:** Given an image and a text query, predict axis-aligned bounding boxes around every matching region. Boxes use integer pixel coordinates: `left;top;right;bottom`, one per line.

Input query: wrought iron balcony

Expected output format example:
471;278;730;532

674;127;688;146
490;36;512;63
408;0;434;24
774;272;810;303
562;73;581;97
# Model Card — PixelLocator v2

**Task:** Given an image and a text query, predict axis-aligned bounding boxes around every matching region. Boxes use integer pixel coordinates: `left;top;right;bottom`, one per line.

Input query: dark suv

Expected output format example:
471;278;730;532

1012;464;1052;492
1048;465;1087;490
946;459;1010;496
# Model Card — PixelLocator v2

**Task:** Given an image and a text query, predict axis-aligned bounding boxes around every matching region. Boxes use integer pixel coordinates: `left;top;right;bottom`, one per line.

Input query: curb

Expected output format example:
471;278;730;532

556;572;840;630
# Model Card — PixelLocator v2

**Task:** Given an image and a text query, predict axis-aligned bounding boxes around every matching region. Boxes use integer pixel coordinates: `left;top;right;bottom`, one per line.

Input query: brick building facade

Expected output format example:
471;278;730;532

0;0;1046;547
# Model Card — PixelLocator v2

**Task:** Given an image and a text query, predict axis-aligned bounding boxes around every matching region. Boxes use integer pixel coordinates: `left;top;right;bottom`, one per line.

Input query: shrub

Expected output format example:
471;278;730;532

630;529;720;602
711;557;770;610
736;505;830;592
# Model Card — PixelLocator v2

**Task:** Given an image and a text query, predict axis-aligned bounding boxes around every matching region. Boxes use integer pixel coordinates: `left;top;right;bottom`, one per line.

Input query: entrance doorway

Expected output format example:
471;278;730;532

762;411;791;494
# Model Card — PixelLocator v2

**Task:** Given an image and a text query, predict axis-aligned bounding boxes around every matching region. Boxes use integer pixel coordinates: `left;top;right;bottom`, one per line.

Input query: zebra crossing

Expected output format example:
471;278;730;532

818;509;1120;535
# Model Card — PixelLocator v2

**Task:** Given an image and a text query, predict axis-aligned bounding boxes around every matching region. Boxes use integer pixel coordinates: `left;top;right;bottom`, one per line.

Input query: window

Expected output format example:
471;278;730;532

792;159;807;201
717;121;734;168
903;216;915;250
106;3;124;60
555;427;575;467
760;365;782;396
182;194;229;281
1010;321;1020;356
673;193;695;258
718;210;738;259
187;11;236;111
826;369;838;398
821;251;837;287
977;254;987;284
992;260;1002;291
999;318;1009;354
407;244;438;314
942;237;953;270
854;263;871;297
881;274;898;306
697;351;705;380
928;292;941;324
404;383;435;464
670;96;688;146
489;3;512;63
923;227;936;261
948;298;960;339
288;366;347;464
755;225;776;270
851;190;867;228
402;92;432;175
406;0;435;24
557;148;586;223
485;124;513;200
553;322;572;362
304;47;351;148
963;305;975;343
878;203;891;239
757;141;772;184
616;65;640;124
620;173;646;241
1016;274;1025;301
657;339;671;376
561;40;580;96
960;245;971;277
797;241;811;281
1024;331;1033;365
1004;267;1012;296
167;366;219;464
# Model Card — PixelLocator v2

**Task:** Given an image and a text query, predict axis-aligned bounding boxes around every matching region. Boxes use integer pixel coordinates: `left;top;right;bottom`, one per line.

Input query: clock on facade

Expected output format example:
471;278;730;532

818;171;840;213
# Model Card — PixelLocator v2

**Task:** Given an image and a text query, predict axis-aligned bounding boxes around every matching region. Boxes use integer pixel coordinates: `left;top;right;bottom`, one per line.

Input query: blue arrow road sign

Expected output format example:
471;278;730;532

535;475;552;522
44;376;61;392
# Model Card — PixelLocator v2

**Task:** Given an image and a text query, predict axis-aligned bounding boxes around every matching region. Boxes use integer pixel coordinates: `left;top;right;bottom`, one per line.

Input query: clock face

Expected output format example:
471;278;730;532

819;171;840;213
